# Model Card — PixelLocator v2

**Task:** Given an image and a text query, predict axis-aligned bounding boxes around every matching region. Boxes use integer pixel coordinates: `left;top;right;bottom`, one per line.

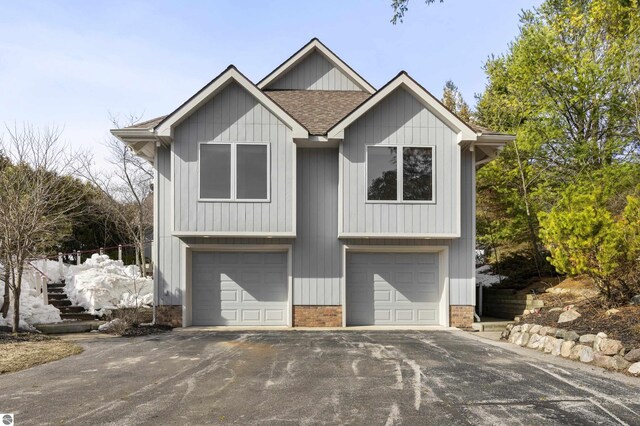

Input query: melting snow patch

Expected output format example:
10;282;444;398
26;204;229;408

65;254;153;316
0;261;62;329
476;265;506;287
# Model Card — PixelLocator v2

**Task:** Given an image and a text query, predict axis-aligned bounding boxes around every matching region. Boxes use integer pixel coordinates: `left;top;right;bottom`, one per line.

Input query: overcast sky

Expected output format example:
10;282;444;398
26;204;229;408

0;0;542;166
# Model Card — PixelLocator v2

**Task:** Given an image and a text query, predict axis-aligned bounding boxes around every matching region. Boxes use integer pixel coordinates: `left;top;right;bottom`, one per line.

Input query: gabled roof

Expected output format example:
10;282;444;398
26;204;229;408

154;65;308;139
257;38;376;94
264;90;370;135
327;71;479;142
124;115;166;130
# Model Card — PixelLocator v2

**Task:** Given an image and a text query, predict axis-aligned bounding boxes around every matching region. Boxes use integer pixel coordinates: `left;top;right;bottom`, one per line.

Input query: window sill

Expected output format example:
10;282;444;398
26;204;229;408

198;198;271;203
364;200;436;205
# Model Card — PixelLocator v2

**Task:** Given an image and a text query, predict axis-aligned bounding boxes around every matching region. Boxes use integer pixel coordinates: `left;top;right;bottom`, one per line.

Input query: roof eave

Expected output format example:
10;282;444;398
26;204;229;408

155;66;308;141
110;128;159;163
327;72;478;142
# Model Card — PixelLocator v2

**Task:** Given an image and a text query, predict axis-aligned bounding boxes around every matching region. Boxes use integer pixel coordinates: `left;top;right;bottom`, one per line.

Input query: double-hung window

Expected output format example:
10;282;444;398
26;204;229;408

199;142;270;201
366;145;434;202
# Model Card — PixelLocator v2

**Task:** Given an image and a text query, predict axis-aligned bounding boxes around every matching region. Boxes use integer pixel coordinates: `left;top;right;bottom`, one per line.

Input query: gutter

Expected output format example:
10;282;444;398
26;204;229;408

152;142;160;325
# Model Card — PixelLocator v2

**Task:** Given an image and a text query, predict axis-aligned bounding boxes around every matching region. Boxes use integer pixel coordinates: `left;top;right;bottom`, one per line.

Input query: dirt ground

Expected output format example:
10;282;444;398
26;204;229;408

518;279;640;348
0;333;83;374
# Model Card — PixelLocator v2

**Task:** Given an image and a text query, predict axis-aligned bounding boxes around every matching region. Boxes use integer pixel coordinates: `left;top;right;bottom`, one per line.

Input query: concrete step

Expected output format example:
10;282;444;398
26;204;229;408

34;320;105;334
59;306;86;313
47;287;65;294
47;283;66;289
50;299;72;307
61;313;97;321
47;293;68;300
472;321;513;332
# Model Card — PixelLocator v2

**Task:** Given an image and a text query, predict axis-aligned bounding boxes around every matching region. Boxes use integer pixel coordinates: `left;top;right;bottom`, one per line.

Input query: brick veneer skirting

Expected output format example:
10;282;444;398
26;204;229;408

450;305;474;328
156;305;182;327
293;306;342;327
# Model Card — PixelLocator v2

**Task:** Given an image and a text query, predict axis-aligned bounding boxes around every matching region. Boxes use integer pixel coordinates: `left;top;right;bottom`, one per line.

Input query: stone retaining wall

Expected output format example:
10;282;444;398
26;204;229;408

483;289;544;319
502;323;640;376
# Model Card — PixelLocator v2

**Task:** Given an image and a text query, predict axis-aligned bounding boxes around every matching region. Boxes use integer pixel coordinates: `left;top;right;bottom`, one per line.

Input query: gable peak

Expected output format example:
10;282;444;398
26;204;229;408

257;38;375;93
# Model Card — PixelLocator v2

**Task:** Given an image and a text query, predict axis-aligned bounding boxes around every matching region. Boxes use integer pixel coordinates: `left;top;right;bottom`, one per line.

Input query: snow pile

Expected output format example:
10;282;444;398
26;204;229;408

0;262;62;329
65;254;153;316
476;265;507;287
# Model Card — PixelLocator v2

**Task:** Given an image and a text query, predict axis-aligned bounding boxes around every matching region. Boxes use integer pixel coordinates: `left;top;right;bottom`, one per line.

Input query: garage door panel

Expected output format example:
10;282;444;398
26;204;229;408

418;310;437;321
241;310;261;321
395;310;414;322
220;310;238;321
374;290;392;302
374;310;392;321
347;252;441;326
215;252;239;264
192;251;288;326
220;290;238;301
265;309;284;322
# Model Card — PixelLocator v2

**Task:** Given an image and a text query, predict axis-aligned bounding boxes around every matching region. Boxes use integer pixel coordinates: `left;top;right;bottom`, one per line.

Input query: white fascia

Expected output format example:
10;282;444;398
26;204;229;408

257;39;376;94
155;67;308;141
327;73;478;143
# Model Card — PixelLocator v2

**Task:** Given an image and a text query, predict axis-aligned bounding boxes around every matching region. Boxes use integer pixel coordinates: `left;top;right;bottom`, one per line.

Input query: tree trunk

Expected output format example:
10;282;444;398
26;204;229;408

1;267;9;318
12;269;22;334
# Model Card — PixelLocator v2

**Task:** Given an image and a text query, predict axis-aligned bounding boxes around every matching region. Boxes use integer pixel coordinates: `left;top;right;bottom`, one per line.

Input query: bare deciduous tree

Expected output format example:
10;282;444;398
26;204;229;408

75;114;153;276
0;124;81;332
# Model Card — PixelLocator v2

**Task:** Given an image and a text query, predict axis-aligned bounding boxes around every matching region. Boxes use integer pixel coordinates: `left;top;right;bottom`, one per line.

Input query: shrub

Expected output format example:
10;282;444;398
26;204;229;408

539;182;640;305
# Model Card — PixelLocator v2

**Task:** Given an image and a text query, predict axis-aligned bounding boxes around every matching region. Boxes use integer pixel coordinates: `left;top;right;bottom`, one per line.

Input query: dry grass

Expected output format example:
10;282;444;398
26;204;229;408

0;340;83;374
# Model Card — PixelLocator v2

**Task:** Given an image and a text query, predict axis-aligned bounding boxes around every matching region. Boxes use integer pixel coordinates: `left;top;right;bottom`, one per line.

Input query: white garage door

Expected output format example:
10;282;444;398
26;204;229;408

192;251;288;326
346;252;440;326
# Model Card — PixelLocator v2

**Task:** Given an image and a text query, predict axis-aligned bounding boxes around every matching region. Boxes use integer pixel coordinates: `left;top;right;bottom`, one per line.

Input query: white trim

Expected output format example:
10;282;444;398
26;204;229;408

338;142;344;235
152;144;159;322
257;39;375;93
327;73;477;142
291;141;297;236
170;137;176;235
471;148;477;307
457;144;462;242
172;231;296;238
341;245;450;327
181;243;293;328
364;144;436;204
338;233;459;239
197;141;271;203
156;67;308;140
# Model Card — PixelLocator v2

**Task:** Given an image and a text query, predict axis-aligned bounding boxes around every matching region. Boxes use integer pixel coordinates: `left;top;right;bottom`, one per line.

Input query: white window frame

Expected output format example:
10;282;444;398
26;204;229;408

365;144;436;204
198;141;271;203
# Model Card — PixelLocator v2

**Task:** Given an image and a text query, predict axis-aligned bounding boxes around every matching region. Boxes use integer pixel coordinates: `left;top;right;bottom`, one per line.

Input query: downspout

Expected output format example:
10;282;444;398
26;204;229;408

471;143;481;323
152;142;160;325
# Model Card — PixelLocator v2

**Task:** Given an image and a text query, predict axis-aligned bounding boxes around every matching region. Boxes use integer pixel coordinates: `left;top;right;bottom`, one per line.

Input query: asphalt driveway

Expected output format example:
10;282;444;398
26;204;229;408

0;330;638;425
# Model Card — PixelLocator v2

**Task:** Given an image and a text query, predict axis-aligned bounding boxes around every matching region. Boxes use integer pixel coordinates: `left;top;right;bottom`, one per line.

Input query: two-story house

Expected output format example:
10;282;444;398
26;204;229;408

112;39;513;329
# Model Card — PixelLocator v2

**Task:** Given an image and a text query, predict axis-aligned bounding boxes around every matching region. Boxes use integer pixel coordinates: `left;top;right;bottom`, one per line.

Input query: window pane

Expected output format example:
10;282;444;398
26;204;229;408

237;144;268;200
403;147;433;201
200;144;231;199
367;146;397;201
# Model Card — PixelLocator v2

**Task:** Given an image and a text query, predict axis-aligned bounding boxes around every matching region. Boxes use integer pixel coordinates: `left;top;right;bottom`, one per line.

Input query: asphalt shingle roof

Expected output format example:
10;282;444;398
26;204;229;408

264;90;370;135
125;116;167;129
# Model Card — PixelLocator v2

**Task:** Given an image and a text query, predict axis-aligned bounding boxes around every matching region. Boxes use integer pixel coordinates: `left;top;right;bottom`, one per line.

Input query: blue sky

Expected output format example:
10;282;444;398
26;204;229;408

0;0;542;165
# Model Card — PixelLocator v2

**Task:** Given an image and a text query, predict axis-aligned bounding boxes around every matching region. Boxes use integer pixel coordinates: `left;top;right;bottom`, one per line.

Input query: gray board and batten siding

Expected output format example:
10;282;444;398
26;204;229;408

154;80;476;309
293;148;341;306
340;87;460;236
265;50;363;91
172;82;295;234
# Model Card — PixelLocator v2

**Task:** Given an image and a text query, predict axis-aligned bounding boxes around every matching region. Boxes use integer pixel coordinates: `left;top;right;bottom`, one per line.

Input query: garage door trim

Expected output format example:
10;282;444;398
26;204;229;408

182;243;293;327
341;245;449;327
